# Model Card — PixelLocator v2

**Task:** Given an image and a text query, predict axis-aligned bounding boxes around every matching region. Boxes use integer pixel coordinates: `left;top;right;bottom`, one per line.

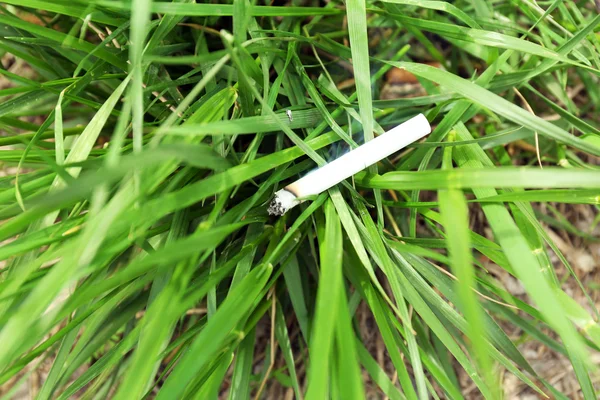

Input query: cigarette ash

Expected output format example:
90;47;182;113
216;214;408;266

268;197;286;216
268;189;298;216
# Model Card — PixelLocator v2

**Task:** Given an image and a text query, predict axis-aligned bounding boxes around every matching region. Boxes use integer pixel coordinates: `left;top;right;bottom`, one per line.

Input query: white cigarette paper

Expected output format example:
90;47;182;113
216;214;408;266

268;113;431;215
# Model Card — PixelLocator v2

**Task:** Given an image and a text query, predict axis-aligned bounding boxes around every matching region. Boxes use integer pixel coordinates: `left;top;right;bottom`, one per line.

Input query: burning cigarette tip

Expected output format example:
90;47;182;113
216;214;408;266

267;197;285;216
268;189;298;216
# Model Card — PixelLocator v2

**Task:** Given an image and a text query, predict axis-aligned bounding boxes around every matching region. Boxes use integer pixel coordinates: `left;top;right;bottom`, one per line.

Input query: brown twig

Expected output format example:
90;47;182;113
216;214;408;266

254;289;278;400
431;262;519;309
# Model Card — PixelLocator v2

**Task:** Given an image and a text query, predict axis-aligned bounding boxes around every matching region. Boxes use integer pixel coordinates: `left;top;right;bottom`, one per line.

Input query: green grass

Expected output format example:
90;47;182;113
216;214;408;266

0;0;600;398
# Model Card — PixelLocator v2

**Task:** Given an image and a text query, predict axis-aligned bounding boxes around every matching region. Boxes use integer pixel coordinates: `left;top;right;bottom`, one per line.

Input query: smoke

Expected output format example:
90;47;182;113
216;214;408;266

325;126;365;162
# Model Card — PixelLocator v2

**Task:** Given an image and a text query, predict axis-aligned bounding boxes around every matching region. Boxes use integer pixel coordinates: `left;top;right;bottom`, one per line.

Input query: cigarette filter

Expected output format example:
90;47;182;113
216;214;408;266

268;113;431;215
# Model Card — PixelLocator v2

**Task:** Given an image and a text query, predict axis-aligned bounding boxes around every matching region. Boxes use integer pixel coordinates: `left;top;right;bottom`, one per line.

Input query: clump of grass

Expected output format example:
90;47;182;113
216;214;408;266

0;0;599;398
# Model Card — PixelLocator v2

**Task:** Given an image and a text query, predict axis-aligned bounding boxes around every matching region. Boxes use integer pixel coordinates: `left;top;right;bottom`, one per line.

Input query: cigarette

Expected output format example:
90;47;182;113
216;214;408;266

268;113;431;216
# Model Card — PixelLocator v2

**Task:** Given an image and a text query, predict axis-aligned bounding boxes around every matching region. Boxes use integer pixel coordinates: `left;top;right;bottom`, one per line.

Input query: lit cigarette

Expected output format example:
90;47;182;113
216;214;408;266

268;113;431;215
